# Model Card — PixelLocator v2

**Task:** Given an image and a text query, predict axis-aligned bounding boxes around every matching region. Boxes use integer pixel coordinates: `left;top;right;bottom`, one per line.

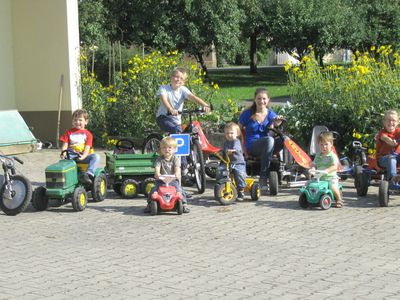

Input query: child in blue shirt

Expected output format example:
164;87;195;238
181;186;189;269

217;122;247;201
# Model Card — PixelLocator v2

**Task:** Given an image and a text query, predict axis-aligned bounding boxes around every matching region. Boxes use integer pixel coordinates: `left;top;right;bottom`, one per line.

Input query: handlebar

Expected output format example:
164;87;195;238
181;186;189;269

158;175;177;185
0;154;23;166
167;107;209;116
309;169;328;179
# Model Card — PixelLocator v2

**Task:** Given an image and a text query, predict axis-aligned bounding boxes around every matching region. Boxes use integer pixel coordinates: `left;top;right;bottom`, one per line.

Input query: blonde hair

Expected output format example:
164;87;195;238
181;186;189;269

160;136;177;150
171;67;187;78
224;122;241;137
318;131;334;144
72;109;89;120
383;110;399;121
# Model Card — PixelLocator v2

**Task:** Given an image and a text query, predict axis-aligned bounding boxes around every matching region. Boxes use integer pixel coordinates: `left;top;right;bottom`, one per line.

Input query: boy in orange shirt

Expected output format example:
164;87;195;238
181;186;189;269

59;109;100;184
376;110;400;182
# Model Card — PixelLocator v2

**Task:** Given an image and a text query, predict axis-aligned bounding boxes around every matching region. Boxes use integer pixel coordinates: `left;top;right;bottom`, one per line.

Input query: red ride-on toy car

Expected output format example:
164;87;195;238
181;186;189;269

150;175;184;215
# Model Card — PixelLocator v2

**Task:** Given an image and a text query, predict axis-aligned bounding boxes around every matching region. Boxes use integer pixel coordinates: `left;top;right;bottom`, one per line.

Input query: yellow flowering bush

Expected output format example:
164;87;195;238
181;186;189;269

282;45;400;151
81;50;219;146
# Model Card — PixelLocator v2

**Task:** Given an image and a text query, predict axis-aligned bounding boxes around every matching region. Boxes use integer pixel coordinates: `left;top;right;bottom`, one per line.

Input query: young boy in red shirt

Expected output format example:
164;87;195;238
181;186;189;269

59;109;100;184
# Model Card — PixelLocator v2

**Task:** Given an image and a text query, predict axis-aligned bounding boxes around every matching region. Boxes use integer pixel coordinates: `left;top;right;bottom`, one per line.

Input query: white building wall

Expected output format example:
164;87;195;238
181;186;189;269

12;0;80;112
0;0;16;110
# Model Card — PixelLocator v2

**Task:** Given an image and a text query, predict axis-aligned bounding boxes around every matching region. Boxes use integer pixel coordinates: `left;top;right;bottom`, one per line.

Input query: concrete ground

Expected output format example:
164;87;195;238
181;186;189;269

0;149;400;299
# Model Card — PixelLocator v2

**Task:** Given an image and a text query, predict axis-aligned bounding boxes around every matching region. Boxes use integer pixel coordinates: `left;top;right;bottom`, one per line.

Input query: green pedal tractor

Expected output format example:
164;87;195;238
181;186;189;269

31;150;107;212
105;139;158;198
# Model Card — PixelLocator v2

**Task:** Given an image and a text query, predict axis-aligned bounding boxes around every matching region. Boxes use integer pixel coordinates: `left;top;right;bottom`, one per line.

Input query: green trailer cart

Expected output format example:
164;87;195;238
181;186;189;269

105;152;158;198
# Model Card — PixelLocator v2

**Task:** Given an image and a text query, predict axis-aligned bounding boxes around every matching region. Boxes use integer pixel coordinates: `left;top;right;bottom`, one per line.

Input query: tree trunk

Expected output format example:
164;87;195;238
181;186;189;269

196;53;208;77
249;33;258;74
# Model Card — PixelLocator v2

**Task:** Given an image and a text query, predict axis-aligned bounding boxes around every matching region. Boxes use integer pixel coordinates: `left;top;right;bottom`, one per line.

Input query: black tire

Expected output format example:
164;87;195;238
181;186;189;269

355;172;369;196
151;200;158;215
142;178;155;197
92;173;107;202
189;140;206;194
0;175;32;216
269;171;279;196
378;180;389;207
176;200;183;215
113;183;122;196
71;187;88;212
299;193;308;208
353;165;363;182
214;184;219;199
319;194;332;210
205;166;217;179
354;150;367;167
215;182;237;205
31;186;49;211
142;134;163;154
121;179;139;199
250;182;260;201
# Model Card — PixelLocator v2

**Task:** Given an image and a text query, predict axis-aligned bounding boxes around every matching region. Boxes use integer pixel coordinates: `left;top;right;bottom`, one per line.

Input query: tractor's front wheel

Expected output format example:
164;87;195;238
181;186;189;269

31;186;49;211
71;187;88;212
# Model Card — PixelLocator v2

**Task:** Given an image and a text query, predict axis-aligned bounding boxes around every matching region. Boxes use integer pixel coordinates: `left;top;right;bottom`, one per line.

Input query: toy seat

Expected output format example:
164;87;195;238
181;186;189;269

77;163;89;172
309;125;329;157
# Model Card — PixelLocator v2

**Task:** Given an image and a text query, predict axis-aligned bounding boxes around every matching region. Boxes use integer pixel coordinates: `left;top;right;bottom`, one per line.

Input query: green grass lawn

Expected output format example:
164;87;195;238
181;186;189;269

206;66;290;105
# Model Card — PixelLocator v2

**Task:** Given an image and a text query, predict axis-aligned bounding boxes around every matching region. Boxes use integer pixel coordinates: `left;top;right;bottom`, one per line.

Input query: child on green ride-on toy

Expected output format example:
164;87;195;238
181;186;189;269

59;109;100;185
309;131;343;208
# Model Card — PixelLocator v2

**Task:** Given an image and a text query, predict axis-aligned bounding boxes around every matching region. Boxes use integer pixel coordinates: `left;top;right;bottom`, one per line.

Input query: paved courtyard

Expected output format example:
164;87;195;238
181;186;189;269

0;149;400;299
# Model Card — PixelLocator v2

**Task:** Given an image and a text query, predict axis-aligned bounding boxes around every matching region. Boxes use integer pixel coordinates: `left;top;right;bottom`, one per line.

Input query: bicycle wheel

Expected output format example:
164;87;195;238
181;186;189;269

0;175;32;216
189;139;206;194
142;133;163;154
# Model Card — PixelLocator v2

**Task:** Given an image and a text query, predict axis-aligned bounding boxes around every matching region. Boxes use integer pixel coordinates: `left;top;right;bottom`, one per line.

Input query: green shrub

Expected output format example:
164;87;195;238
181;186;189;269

281;45;400;153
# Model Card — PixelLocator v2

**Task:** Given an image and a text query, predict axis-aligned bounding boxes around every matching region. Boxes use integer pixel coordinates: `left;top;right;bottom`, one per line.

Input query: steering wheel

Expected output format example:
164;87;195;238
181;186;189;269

60;149;81;160
115;139;135;151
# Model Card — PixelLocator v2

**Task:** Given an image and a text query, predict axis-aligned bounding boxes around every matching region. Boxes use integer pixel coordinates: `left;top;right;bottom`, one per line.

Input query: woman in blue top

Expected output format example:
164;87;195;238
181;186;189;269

239;88;283;190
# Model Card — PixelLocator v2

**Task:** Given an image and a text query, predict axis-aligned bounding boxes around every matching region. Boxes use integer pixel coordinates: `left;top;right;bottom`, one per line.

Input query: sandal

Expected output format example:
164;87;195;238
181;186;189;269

183;205;190;213
335;201;343;208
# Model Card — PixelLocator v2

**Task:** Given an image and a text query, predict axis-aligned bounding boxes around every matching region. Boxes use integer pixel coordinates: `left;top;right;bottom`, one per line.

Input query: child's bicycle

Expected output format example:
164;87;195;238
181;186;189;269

150;175;184;215
0;154;32;215
299;169;343;210
142;108;220;194
213;151;260;205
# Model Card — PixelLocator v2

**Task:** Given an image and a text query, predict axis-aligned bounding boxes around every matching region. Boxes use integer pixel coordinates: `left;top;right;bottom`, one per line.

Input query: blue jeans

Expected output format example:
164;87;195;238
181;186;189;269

378;153;400;180
156;115;187;169
70;152;100;176
248;136;275;179
216;163;246;189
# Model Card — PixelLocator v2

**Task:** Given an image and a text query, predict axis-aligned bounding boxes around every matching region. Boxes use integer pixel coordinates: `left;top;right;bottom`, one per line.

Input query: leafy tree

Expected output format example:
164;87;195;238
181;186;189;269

78;0;108;45
264;0;347;63
238;0;268;73
341;0;400;51
102;0;242;74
